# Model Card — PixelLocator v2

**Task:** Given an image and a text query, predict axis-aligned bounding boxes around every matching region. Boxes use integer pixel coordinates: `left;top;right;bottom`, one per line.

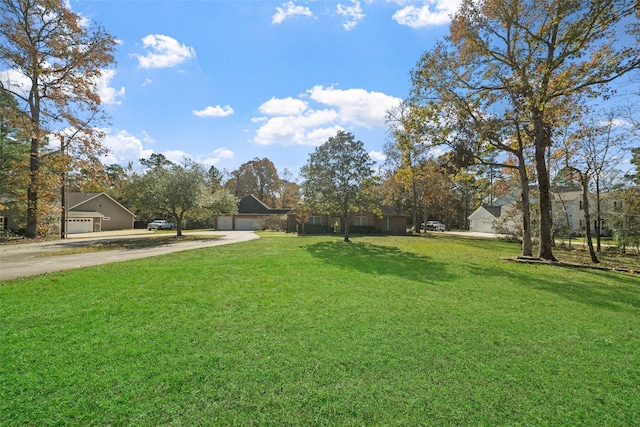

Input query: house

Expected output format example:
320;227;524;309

214;194;291;231
468;205;503;233
468;189;528;235
468;188;620;235
552;190;620;235
287;205;408;235
0;195;20;231
66;192;135;233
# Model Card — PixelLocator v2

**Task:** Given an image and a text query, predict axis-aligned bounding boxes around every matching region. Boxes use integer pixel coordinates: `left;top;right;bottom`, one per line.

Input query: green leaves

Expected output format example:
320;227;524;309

301;130;378;238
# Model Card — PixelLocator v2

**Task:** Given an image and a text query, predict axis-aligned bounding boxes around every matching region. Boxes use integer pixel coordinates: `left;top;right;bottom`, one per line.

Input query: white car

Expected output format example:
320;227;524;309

425;221;446;231
147;219;174;230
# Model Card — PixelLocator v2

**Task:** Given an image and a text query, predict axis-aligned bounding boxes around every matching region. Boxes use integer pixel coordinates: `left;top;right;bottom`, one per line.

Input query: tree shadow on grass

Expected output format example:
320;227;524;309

465;263;640;314
44;236;220;255
305;241;455;284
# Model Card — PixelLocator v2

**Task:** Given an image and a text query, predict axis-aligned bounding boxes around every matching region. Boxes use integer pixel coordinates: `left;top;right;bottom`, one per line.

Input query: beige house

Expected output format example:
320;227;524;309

66;192;135;233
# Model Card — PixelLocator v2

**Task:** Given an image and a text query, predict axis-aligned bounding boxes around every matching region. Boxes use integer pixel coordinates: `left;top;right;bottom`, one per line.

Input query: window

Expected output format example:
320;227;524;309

383;216;394;230
0;216;5;230
309;215;321;225
355;215;368;226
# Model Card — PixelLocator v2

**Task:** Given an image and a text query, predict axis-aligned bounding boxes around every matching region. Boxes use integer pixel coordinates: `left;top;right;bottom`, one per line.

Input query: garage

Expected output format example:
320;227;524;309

234;217;264;230
216;216;233;230
67;218;93;234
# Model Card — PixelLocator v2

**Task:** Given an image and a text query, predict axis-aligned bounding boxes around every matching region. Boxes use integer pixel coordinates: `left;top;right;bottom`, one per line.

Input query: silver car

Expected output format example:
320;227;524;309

425;221;446;231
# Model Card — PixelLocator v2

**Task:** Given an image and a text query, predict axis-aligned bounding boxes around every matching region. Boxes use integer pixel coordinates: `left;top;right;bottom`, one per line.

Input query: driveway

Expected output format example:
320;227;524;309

0;230;258;282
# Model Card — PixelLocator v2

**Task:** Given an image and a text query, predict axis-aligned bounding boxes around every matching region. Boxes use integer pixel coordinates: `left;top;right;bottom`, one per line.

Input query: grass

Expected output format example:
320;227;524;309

1;234;638;425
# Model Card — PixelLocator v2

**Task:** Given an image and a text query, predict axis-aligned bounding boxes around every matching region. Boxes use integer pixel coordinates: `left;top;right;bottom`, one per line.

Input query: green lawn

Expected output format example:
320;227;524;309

1;234;638;425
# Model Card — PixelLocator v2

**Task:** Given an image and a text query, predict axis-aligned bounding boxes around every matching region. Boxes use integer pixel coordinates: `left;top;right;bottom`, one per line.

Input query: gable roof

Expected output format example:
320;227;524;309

381;205;407;216
237;194;291;215
483;205;502;218
468;205;502;221
69;192;135;217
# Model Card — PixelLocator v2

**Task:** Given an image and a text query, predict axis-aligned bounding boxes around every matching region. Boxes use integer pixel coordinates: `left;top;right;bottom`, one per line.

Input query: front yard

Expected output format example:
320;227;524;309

1;234;638;425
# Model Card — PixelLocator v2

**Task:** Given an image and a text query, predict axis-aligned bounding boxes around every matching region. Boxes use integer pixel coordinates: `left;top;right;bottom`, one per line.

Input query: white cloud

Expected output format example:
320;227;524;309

307;85;402;127
369;150;386;162
272;1;314;24
259;97;308;115
337;0;365;30
198;148;235;166
392;0;461;28
163;148;234;166
193;105;234;118
252;86;400;146
135;34;196;69
0;68;31;97
253;110;340;146
101;130;153;167
142;78;153;87
95;69;125;105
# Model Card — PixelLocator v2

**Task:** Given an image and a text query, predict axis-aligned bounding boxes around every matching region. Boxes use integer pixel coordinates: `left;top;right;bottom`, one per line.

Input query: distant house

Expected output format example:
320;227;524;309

214;194;291;231
66;192;135;233
468;205;503;233
468;189;620;235
551;190;619;235
287;205;408;235
0;192;135;234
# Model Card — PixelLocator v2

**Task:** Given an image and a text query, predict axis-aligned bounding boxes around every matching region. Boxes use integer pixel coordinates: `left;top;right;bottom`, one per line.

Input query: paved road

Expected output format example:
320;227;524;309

0;230;258;282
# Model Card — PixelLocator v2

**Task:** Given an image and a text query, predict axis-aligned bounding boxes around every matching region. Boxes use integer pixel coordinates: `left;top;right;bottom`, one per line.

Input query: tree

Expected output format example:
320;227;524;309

224;158;280;204
410;0;640;260
135;158;237;236
276;168;300;208
0;0;116;238
132;156;238;235
140;153;174;171
0;89;28;225
385;101;430;233
207;165;224;191
300;130;378;242
559;111;629;256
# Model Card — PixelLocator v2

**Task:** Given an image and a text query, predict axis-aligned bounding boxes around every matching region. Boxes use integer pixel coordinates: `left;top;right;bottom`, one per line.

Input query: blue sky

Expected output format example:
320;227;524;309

70;0;459;177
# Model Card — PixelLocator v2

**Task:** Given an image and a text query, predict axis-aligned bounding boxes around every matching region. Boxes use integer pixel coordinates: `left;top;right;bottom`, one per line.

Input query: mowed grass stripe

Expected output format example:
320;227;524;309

1;234;638;425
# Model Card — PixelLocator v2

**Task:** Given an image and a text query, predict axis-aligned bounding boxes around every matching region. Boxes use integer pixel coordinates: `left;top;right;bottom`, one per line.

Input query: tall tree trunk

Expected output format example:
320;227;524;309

343;210;350;242
60;137;67;239
176;214;183;237
533;110;556;261
595;180;602;252
412;178;418;234
26;136;39;239
580;174;599;263
518;159;533;257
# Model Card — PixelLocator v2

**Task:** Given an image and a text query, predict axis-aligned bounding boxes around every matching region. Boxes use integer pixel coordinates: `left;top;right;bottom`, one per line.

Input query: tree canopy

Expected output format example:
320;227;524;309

408;0;639;260
300;130;377;242
0;0;116;238
132;157;237;236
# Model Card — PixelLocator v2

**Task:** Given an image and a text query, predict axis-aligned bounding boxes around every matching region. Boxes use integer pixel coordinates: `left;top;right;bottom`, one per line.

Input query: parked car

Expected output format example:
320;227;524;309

147;219;174;230
425;220;446;231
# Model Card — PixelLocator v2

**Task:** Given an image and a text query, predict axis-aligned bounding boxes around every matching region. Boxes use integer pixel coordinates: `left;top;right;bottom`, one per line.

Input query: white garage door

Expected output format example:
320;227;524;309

217;216;233;230
234;217;263;230
67;218;93;234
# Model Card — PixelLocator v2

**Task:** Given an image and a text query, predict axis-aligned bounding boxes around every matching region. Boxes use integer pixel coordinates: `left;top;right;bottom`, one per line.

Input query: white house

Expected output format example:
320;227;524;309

468;205;502;233
469;189;620;235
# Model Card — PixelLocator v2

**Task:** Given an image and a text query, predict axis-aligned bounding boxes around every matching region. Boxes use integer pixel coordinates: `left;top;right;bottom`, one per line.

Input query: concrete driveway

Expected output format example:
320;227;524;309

0;230;259;282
